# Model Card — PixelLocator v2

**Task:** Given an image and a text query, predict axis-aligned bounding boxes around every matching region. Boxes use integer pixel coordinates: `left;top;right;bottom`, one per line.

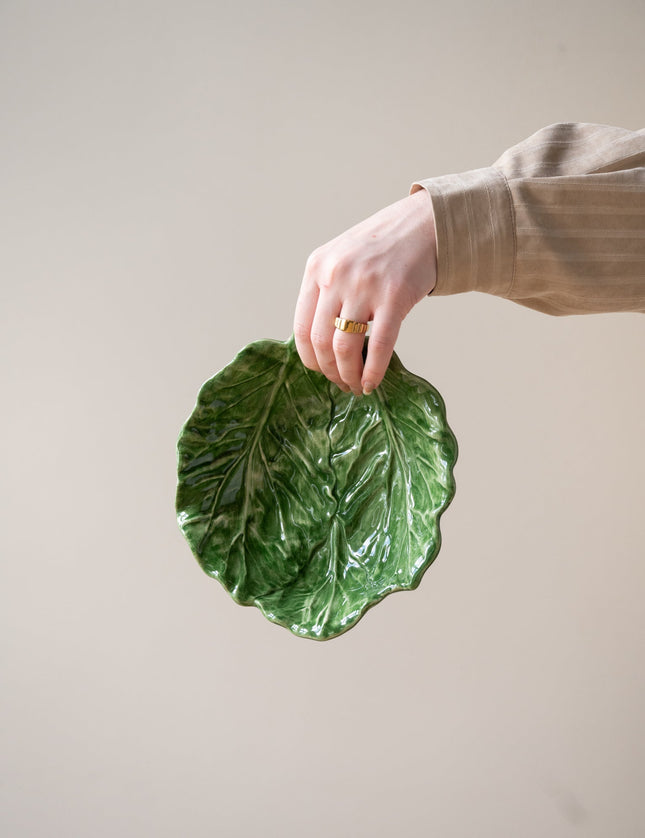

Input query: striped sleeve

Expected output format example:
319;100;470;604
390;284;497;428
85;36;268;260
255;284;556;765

410;123;645;315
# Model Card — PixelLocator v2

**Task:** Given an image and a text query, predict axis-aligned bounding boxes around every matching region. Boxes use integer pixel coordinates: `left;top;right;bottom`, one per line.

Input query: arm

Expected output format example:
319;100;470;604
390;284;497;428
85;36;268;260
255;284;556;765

412;122;645;315
294;122;645;395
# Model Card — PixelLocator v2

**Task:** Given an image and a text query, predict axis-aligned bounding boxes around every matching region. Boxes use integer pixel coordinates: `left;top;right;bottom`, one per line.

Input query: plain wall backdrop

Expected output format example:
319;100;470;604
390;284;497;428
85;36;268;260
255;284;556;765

2;1;644;836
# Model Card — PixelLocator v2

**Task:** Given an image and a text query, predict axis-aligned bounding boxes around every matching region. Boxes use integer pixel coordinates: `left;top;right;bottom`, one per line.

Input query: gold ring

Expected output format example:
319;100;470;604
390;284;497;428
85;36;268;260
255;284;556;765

334;317;369;334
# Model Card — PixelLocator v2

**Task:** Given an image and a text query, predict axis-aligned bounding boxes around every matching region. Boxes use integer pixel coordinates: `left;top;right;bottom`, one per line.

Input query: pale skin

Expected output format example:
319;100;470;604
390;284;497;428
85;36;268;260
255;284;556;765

293;187;438;396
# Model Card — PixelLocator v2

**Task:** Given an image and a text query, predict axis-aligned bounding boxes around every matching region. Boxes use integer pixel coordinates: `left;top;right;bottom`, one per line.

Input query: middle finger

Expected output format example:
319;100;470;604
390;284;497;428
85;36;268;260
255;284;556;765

332;305;372;395
310;290;348;391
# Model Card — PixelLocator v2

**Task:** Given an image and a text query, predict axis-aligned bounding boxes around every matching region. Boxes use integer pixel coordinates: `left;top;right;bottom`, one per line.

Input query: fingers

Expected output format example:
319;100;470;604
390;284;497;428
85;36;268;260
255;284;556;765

294;253;403;395
293;276;320;372
331;305;370;396
361;309;402;395
297;296;402;396
309;290;349;391
294;191;437;394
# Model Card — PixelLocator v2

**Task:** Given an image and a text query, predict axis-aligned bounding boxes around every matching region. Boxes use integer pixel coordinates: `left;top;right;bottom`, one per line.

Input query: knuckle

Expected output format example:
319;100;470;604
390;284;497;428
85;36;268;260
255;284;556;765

293;321;311;343
305;248;323;273
319;254;349;290
367;333;393;353
310;329;332;352
333;337;356;360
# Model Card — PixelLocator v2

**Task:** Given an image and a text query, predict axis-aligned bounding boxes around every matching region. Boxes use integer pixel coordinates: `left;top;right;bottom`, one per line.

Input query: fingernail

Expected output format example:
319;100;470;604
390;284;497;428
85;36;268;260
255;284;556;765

362;381;374;396
351;388;362;398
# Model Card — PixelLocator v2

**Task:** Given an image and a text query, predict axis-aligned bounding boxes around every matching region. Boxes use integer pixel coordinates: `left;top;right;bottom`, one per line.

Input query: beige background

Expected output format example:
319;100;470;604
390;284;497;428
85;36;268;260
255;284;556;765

2;1;644;836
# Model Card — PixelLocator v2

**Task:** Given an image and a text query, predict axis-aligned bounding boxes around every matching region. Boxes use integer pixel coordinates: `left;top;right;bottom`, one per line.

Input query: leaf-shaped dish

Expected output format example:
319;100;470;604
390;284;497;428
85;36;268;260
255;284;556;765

176;335;457;640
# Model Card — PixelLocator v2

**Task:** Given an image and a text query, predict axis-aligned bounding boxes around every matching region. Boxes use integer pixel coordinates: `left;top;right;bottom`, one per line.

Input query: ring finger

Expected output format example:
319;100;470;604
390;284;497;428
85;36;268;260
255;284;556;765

333;305;371;395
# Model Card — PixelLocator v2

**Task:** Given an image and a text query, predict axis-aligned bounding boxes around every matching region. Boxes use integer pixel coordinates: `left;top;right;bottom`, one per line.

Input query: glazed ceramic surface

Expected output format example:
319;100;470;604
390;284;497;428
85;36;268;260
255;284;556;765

176;335;457;640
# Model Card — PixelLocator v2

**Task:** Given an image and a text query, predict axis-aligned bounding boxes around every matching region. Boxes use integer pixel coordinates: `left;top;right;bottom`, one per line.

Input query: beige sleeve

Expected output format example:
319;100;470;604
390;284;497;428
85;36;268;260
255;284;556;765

410;122;645;315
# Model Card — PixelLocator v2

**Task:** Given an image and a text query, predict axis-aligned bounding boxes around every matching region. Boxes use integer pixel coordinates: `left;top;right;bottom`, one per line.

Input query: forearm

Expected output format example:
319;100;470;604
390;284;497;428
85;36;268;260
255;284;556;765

411;123;645;315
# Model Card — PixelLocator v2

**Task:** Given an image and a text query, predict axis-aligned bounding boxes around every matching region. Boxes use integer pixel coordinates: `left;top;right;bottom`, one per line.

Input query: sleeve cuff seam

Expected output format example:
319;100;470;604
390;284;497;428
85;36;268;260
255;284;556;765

494;168;517;298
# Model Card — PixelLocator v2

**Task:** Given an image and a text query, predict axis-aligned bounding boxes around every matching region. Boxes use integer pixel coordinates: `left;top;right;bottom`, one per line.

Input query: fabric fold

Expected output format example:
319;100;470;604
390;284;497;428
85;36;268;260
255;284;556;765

410;123;645;315
411;166;515;299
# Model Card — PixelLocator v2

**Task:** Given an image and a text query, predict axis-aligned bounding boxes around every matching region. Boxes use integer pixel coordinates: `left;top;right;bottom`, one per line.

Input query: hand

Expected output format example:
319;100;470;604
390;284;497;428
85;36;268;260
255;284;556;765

294;188;437;396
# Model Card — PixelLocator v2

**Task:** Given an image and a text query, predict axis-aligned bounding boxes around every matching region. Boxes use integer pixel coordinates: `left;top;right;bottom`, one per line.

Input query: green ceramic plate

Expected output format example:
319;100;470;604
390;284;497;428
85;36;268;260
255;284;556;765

176;335;457;640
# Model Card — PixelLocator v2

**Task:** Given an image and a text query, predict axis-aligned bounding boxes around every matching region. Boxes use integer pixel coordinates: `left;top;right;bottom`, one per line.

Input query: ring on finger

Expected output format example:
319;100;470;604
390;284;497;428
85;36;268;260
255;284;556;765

334;317;369;334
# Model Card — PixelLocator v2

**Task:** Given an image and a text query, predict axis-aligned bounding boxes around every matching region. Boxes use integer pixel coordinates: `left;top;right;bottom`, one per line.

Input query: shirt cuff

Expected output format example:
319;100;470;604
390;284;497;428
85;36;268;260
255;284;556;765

410;166;516;299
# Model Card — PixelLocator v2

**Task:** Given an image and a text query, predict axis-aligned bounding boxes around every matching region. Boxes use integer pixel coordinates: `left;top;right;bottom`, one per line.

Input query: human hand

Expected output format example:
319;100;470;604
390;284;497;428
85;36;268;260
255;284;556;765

293;188;437;396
